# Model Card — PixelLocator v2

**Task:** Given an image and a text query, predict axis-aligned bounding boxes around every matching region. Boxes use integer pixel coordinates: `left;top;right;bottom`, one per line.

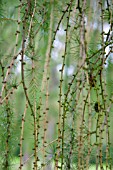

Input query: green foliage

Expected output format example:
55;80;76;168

0;0;113;170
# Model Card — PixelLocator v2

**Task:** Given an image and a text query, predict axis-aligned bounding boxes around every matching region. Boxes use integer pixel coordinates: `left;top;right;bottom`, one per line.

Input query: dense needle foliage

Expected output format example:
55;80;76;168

0;0;113;169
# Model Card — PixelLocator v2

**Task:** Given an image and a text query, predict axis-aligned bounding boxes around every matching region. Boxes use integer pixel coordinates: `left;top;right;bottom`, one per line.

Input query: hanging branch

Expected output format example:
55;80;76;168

1;61;12;169
54;1;74;169
39;1;54;169
61;4;73;169
0;2;22;103
21;0;36;117
19;102;28;170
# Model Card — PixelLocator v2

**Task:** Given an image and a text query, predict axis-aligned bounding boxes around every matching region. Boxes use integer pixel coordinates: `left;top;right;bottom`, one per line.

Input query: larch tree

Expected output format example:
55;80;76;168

0;0;113;170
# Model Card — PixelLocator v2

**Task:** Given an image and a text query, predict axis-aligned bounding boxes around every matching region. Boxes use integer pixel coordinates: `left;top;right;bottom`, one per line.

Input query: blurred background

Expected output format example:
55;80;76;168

0;0;113;169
